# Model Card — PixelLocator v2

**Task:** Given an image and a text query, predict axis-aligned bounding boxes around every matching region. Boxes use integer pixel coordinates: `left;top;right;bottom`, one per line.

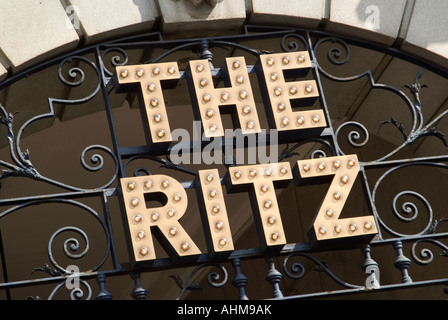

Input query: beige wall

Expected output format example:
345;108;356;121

0;0;447;81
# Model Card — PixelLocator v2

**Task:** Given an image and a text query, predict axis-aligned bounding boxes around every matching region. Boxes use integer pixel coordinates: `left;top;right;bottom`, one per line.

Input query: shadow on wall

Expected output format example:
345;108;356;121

130;0;158;22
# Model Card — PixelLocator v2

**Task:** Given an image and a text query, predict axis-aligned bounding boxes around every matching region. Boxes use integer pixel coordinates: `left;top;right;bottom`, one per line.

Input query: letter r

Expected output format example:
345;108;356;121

120;175;201;261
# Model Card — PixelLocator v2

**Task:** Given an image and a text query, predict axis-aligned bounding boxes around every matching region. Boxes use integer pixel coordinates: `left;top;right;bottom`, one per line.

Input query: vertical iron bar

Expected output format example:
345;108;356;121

265;256;283;298
130;272;148;300
94;46;126;179
231;258;249;300
199;39;214;70
444;281;448;298
362;244;380;289
101;191;120;269
95;273;113;300
0;228;10;300
393;241;412;283
306;31;338;155
359;166;384;240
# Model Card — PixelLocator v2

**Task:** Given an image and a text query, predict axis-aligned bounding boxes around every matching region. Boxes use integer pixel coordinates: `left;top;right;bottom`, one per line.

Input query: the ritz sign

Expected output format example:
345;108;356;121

114;51;378;263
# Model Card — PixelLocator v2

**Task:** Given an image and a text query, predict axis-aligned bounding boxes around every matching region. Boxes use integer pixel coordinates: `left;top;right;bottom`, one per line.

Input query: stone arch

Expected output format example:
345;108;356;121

0;0;447;82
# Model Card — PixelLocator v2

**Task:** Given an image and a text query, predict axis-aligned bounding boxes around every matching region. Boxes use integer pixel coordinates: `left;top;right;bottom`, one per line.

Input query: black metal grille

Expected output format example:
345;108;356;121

0;25;447;300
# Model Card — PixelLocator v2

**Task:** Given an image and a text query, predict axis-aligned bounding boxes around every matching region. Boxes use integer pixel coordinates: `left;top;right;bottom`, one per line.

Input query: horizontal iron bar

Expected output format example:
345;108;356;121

0;269;127;291
0;188;116;206
371;231;448;245
272;277;448;300
362;154;448;168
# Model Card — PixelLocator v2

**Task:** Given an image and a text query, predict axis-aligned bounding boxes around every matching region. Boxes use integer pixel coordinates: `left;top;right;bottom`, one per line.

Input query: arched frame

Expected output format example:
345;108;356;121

0;25;448;300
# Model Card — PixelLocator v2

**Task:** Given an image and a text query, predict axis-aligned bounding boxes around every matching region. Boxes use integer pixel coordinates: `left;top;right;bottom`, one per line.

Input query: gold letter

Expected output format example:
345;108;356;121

258;52;327;132
226;163;292;247
187;57;261;137
115;63;180;146
120;175;201;262
295;155;378;243
195;169;234;253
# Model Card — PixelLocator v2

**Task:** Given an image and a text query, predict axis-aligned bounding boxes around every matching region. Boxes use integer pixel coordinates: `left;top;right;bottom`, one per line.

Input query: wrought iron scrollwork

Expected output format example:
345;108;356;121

0;104;39;180
371;162;445;238
314;37;351;66
101;47;129;77
379;69;448;149
312;37;448;162
48;226;90;274
282;252;362;290
27;279;92;300
80;144;119;189
335;121;370;150
280;33;309;52
174;263;228;300
0;198;111;276
410;218;448;265
411;239;448;265
47;279;92;300
0;54;120;192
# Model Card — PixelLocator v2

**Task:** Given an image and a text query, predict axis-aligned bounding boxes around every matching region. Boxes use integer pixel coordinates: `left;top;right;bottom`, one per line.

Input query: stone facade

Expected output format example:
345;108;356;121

0;0;79;73
0;0;447;79
65;0;158;44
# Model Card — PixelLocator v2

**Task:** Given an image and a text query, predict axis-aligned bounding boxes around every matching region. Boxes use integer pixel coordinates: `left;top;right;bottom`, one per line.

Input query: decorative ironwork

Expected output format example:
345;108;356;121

0;103;39;180
174;263;228;300
0;25;448;300
282;252;362;289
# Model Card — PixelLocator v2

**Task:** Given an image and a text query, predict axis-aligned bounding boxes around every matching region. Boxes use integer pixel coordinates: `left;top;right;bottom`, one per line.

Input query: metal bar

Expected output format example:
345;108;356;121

362;154;448;168
371;231;448;246
272;277;448;300
0;228;10;300
95;46;126;179
0;188;116;206
100;191;121;270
